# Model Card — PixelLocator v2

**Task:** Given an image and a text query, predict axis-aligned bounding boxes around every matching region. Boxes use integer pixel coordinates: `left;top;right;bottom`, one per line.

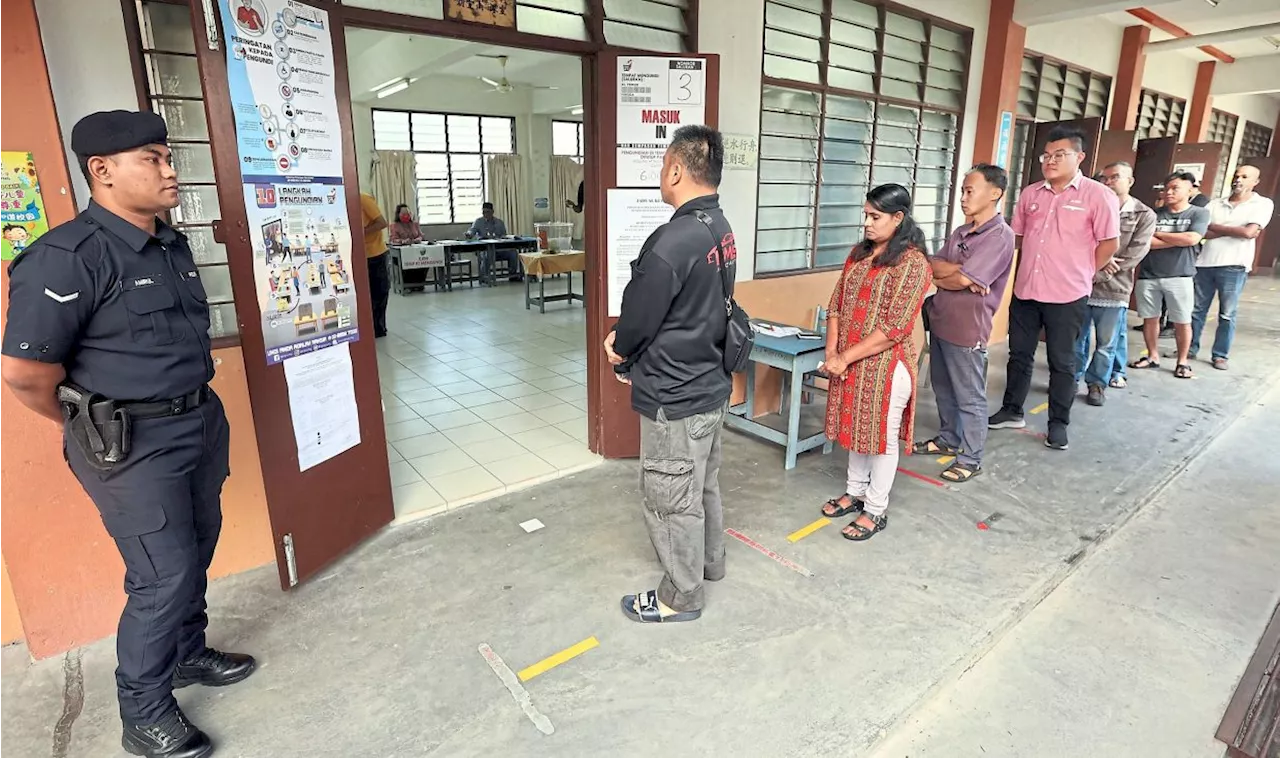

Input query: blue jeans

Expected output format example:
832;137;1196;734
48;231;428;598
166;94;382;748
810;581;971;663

1111;314;1129;379
1190;265;1248;360
1074;305;1125;387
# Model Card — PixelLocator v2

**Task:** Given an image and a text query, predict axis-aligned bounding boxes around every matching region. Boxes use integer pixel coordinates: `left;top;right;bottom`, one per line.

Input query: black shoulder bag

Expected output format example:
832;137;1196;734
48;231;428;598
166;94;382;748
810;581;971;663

694;211;754;374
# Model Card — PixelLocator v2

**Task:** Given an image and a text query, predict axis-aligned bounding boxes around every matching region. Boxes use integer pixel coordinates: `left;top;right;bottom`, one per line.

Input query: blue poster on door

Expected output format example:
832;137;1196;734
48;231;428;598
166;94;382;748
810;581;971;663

221;0;359;365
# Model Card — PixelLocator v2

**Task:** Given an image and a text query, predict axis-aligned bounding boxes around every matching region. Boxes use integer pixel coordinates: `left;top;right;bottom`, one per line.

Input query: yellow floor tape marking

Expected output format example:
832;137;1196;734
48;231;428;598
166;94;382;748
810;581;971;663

937;455;956;466
517;636;599;682
787;518;831;543
1029;402;1049;415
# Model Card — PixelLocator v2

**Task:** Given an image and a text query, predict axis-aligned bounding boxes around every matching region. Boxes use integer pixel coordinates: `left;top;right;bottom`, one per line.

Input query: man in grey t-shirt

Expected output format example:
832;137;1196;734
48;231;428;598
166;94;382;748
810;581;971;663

1131;171;1210;379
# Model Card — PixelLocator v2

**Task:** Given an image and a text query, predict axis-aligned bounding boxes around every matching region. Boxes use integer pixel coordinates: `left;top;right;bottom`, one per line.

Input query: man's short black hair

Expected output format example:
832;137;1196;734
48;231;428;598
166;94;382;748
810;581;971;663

1165;171;1197;186
967;163;1008;194
482;201;494;210
668;125;723;188
1045;125;1086;153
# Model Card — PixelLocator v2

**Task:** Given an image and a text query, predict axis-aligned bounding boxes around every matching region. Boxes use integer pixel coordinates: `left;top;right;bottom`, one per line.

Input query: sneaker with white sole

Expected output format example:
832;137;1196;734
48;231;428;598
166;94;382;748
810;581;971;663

988;408;1026;429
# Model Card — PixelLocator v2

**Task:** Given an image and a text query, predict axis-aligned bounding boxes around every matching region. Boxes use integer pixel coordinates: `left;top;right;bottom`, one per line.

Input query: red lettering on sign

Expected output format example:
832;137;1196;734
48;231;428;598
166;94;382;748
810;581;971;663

640;109;682;125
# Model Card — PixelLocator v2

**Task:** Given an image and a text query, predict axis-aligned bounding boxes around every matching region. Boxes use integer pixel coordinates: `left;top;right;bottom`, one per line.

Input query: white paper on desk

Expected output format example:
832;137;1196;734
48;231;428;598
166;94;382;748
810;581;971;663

283;343;361;472
607;188;671;317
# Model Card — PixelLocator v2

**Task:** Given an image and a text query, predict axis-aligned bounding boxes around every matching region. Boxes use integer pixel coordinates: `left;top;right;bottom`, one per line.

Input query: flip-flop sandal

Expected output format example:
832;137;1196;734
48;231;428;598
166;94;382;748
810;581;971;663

1174;364;1194;379
911;438;960;456
1128;356;1160;369
940;462;981;483
1109;376;1127;389
842;513;888;542
620;590;701;623
821;494;864;518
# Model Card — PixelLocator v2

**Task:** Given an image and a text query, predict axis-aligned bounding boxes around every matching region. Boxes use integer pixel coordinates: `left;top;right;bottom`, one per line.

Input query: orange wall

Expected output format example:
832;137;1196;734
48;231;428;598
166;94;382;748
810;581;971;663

1;0;274;658
2;558;22;645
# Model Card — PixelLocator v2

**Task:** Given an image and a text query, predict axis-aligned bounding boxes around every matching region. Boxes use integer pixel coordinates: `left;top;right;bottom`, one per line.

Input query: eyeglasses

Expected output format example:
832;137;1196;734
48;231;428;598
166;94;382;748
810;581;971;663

1038;150;1077;164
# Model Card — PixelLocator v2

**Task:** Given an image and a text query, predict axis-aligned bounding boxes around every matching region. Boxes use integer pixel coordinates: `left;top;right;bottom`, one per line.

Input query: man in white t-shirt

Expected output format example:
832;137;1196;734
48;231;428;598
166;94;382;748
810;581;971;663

1190;164;1274;370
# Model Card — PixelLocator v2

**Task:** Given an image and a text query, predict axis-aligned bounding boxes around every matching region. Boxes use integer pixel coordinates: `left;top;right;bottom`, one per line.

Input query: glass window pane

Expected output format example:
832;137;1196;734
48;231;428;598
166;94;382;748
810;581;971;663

183;227;227;265
879;77;919;101
208;302;239;339
605;0;686;31
373;111;411;150
831;0;877;26
824;118;872;143
517;5;590;40
152;99;208;140
139;2;195;53
761;110;820;138
170;144;215;183
766;3;822;37
829;20;876;50
757;205;814;230
885;13;925;38
827;67;874;93
762;86;821;114
756;250;809;274
482;117;514;154
881;57;921;82
761;135;818;161
604;21;684;52
766;28;822;60
198;263;234;303
757;228;813;254
758;182;816;206
147;53;202;98
411;113;447;151
884;36;924;63
553;121;581;155
828;44;875;73
172;185;220;224
759;159;818;183
765;55;820;84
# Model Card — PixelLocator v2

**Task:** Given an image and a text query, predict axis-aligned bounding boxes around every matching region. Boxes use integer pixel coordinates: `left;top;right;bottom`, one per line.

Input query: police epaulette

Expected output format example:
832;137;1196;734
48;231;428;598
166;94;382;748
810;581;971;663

38;216;98;252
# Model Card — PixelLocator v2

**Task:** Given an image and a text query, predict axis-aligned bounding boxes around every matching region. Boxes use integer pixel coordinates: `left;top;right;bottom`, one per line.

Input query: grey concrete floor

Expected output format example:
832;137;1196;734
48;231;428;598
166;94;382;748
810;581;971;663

4;283;1280;758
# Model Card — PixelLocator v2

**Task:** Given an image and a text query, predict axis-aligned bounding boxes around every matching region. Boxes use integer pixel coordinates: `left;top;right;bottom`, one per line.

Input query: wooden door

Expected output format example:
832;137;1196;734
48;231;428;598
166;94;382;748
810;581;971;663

1246;155;1280;272
190;0;394;588
1096;130;1137;172
1133;137;1178;209
584;52;720;458
1173;142;1224;201
1021;117;1104;189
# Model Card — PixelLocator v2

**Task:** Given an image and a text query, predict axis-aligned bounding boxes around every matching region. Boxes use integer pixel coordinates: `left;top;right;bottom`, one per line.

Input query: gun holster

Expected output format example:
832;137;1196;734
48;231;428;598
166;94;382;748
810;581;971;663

58;383;131;472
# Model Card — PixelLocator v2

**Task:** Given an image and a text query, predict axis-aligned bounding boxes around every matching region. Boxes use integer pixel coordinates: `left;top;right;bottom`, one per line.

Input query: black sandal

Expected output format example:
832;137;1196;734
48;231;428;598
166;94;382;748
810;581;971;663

1174;363;1194;379
940;462;981;483
620;590;701;623
912;438;960;456
1129;356;1160;369
842;513;888;541
821;494;864;518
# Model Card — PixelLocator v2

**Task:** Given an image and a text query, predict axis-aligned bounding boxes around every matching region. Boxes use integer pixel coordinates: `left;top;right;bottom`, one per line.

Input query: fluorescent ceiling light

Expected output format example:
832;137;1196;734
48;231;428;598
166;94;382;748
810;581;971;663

1203;0;1219;6
571;107;584;115
370;77;403;93
376;79;415;98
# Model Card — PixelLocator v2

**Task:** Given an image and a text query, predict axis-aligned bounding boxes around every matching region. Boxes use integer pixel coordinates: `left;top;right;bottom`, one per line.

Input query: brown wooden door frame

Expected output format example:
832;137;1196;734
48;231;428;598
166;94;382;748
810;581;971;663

1021;117;1104;190
1172;142;1224;203
1095;130;1137;174
584;52;721;459
1133;136;1178;210
189;0;394;589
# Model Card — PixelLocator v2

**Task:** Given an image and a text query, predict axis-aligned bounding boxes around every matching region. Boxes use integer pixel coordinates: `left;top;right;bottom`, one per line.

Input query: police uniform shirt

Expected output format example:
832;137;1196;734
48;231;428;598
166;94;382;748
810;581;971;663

2;201;215;402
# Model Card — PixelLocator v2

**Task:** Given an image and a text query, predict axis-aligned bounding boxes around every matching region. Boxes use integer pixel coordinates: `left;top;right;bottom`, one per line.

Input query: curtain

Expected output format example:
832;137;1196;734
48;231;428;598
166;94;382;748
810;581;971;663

550;156;585;241
486;154;532;237
370;150;416;222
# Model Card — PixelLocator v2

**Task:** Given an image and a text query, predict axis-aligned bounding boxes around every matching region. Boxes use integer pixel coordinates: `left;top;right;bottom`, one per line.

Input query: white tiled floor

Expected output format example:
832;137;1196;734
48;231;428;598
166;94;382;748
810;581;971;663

377;276;600;522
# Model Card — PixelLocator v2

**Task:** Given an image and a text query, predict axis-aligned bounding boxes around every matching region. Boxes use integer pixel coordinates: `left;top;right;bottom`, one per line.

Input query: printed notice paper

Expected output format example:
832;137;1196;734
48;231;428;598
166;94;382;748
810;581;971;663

283;343;361;472
615;56;706;187
606;189;671;317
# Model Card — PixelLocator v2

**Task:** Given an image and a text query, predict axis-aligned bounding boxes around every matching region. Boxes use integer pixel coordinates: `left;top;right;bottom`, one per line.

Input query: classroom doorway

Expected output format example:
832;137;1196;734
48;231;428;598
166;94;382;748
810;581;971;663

344;28;598;522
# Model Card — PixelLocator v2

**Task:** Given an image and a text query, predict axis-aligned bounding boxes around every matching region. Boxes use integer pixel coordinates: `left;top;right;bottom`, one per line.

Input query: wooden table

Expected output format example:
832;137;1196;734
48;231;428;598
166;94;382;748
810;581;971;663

724;331;833;470
519;251;586;313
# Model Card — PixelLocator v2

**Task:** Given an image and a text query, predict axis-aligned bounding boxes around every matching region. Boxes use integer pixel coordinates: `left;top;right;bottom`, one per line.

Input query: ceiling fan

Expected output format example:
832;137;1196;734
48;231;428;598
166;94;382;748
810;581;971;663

478;55;558;94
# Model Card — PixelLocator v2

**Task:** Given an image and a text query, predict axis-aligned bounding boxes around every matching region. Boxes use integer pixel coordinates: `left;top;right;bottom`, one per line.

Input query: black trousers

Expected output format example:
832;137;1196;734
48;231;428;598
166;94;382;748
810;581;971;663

67;394;230;726
1001;295;1088;429
367;252;390;337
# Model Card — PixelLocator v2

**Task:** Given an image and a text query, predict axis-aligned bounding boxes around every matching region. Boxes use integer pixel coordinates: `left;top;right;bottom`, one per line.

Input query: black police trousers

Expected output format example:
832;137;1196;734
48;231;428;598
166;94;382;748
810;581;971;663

66;392;230;726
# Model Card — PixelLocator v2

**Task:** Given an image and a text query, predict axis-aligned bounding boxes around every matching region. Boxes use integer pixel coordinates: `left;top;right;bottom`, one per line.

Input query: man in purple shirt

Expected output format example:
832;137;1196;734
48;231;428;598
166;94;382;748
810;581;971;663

914;164;1015;482
989;126;1120;451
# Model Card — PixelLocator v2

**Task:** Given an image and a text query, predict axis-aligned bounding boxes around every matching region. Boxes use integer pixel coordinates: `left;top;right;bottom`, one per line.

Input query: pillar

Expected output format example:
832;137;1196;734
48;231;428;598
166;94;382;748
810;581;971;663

1184;60;1216;143
971;0;1025;167
1109;25;1150;131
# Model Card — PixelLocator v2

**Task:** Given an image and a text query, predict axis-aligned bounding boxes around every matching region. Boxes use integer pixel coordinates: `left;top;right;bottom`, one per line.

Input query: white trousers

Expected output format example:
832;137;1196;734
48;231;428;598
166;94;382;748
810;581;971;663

846;361;912;516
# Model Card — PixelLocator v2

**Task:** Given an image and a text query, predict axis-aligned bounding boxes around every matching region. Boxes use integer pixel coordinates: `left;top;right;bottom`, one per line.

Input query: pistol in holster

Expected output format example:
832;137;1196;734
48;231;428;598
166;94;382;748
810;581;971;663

58;383;132;472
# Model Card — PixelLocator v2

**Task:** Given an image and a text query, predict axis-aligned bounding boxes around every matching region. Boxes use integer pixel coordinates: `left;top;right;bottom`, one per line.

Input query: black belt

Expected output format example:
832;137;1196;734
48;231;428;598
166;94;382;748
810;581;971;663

89;385;210;424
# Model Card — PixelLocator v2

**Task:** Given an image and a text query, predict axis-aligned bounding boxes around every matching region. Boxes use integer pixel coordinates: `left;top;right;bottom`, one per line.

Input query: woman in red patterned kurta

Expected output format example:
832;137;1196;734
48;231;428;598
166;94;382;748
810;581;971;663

819;184;931;541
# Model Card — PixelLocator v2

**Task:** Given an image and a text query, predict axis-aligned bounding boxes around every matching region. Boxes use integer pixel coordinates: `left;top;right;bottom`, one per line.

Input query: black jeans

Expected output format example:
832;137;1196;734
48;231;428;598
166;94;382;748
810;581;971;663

1001;295;1088;429
367;252;390;337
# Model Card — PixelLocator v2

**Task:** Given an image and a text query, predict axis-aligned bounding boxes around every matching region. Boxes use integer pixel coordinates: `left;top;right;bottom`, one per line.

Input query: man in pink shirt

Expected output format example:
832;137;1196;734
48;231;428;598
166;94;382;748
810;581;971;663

988;126;1120;451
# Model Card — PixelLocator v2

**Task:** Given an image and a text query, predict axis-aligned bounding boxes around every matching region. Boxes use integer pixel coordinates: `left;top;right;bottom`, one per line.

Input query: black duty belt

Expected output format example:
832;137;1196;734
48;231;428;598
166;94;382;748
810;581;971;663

88;385;211;424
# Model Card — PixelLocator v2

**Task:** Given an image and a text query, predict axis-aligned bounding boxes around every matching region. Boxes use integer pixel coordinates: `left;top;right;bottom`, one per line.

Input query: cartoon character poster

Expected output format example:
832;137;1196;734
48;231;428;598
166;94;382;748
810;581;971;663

1;152;50;261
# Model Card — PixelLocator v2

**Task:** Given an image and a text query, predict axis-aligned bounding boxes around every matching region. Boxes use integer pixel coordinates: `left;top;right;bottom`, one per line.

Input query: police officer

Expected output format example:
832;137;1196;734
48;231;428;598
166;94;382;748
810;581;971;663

1;111;254;758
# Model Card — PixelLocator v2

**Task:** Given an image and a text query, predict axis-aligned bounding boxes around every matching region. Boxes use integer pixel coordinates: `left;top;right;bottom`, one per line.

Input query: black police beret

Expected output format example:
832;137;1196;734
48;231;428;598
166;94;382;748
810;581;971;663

71;110;168;158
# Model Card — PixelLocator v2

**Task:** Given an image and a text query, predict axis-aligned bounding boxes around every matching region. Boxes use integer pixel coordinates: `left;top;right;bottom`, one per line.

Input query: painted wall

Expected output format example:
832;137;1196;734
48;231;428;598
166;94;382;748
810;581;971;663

1024;21;1124;79
8;0;274;657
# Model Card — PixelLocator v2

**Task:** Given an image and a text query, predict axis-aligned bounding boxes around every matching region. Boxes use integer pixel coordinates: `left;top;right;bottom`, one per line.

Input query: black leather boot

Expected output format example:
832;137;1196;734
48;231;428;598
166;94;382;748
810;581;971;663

122;709;212;758
172;648;256;689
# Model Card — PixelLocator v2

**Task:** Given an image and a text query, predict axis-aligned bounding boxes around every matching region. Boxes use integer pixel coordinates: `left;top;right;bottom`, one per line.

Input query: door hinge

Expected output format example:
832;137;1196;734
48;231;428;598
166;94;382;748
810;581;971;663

282;533;299;587
201;0;221;51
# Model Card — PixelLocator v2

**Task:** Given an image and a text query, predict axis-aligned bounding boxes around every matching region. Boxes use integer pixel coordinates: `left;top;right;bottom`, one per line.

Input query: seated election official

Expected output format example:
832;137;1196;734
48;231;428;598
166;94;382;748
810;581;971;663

1;111;254;758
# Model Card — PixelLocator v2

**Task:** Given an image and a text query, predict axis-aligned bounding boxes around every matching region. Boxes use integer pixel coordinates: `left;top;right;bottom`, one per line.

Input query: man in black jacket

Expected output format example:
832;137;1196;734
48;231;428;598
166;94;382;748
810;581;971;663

604;125;736;624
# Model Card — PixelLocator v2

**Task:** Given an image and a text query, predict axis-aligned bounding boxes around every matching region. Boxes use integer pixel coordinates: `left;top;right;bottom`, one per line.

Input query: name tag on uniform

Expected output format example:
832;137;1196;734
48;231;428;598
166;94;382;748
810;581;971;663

185;270;199;280
122;273;165;291
1062;204;1086;213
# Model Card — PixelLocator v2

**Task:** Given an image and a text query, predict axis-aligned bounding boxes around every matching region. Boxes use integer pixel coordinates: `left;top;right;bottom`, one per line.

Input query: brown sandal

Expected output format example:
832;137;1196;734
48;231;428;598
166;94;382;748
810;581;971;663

1174;364;1193;379
821;494;864;518
912;438;960;456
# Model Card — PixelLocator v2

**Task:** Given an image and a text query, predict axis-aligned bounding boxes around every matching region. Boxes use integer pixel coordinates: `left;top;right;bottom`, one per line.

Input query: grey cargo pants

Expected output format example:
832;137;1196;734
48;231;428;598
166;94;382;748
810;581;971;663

640;404;727;613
